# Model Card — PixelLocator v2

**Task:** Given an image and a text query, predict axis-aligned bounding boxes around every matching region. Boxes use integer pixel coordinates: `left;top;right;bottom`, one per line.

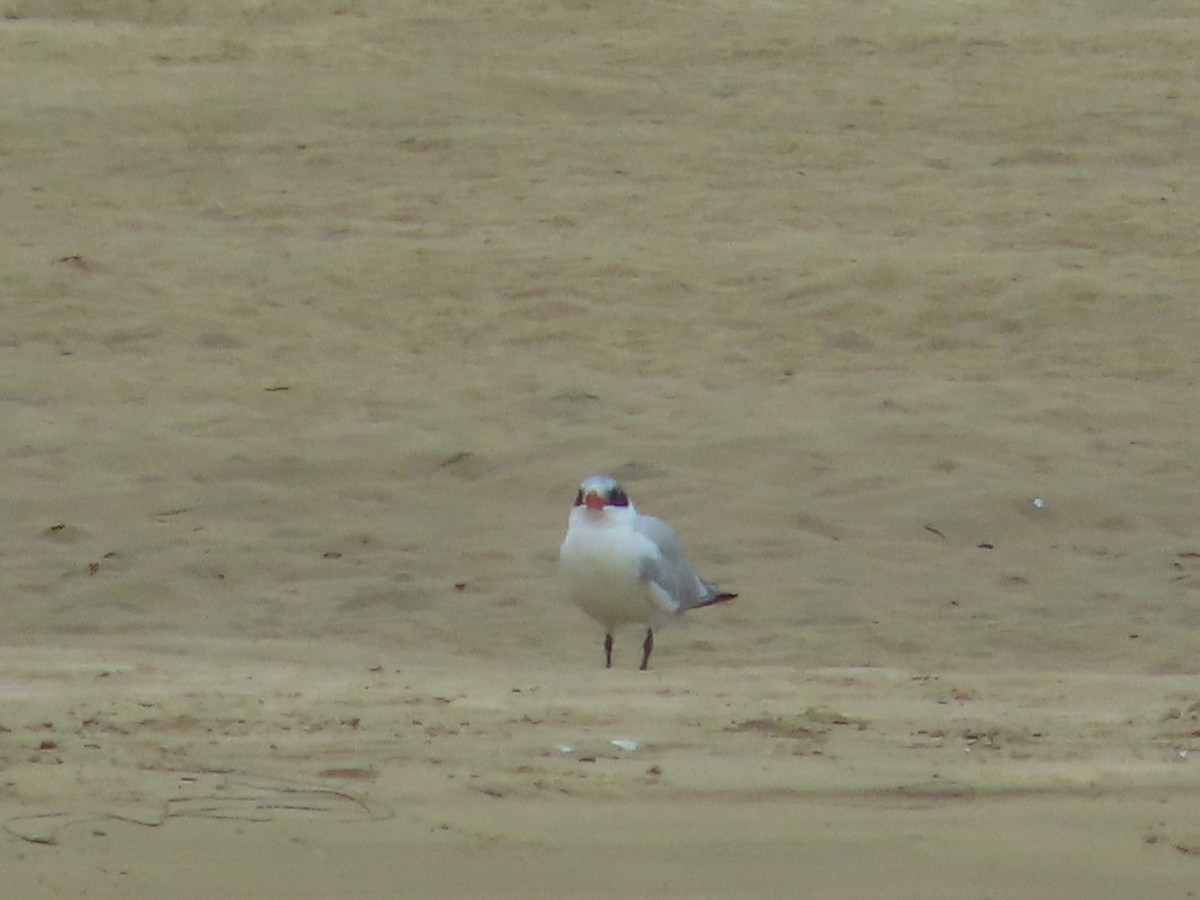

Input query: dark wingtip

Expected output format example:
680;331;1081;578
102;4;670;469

695;592;737;608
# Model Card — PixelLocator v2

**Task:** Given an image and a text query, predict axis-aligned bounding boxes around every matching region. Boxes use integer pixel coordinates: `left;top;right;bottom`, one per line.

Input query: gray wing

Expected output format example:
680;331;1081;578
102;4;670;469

633;514;719;613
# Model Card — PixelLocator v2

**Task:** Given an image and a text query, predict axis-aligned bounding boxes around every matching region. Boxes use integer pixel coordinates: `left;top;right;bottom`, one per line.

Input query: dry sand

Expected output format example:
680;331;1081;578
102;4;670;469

2;0;1199;896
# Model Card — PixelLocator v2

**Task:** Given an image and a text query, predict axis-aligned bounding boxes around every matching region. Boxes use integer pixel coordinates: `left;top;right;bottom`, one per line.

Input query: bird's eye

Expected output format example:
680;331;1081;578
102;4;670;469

573;489;584;507
607;488;629;507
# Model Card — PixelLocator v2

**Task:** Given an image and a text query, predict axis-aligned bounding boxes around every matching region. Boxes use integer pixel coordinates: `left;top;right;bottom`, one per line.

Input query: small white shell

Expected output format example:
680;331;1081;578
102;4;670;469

610;739;639;752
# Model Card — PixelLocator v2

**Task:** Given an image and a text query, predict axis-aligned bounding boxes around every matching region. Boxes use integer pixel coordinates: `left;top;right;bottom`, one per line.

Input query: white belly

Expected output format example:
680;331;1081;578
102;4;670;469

560;526;663;631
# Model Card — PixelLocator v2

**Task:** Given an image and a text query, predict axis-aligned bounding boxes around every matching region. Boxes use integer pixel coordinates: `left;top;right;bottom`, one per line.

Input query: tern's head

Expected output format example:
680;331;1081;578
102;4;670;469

573;475;633;516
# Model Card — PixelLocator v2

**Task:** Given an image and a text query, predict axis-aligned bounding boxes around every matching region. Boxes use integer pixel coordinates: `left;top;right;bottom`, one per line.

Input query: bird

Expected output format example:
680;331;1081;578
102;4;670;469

558;474;736;670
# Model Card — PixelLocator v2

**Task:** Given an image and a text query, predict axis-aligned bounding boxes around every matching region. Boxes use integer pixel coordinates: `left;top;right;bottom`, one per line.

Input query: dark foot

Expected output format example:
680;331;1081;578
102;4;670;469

639;628;654;671
604;633;613;668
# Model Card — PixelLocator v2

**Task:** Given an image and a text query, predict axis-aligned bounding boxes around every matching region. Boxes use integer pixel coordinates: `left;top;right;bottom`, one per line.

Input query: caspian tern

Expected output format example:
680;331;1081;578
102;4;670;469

558;474;736;670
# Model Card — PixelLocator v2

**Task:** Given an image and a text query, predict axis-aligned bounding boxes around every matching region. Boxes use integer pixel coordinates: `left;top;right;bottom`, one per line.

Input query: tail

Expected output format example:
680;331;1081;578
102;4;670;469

693;580;737;609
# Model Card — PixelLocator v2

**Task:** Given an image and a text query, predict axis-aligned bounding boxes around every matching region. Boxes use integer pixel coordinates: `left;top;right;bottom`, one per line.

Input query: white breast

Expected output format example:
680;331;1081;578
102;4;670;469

559;513;666;631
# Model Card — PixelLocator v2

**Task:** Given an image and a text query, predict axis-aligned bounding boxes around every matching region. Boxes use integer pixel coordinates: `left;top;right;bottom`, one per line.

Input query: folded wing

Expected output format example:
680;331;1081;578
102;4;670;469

634;514;735;614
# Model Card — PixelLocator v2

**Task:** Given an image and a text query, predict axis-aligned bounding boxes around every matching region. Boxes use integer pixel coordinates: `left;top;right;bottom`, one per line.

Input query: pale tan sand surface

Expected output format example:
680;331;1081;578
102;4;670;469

2;0;1199;896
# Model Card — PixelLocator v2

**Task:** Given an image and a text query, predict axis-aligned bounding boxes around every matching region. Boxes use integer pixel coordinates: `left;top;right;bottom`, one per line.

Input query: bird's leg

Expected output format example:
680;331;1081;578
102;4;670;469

604;633;614;668
639;628;654;671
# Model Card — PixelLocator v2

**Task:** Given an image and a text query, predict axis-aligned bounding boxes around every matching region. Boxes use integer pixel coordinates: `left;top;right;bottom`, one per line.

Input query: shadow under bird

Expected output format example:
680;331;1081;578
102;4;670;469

558;474;737;669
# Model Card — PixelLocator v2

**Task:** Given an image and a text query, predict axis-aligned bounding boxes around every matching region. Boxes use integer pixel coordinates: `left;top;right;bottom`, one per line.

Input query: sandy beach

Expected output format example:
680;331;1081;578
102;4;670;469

2;0;1199;896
